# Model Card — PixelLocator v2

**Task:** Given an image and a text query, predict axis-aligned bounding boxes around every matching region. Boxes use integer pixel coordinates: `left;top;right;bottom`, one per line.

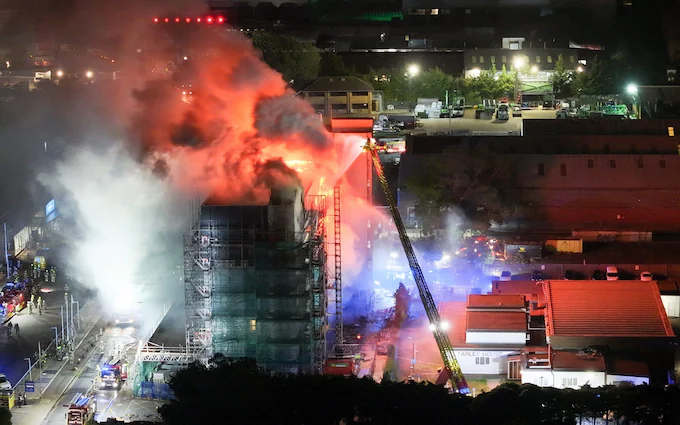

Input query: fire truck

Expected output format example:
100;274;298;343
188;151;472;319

322;358;359;377
66;393;96;425
100;360;128;389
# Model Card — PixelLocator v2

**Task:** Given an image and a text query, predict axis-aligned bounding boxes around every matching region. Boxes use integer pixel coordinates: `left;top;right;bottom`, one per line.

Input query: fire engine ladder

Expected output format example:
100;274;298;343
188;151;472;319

364;140;470;394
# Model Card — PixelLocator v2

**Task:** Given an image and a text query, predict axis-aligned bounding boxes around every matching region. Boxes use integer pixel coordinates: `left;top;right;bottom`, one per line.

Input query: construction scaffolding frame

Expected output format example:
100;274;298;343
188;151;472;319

333;186;343;345
184;193;328;372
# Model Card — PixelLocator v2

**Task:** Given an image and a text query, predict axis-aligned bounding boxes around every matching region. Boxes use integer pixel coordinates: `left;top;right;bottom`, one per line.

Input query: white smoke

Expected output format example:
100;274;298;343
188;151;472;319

39;143;186;324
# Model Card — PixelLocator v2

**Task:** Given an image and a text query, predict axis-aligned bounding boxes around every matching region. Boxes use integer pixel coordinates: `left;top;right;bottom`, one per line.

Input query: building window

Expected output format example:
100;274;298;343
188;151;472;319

331;104;347;113
508;360;521;380
660;159;667;168
351;103;369;110
538;164;544;176
536;56;541;63
352;91;369;96
509;42;520;50
431;8;439;15
471;56;477;64
306;91;325;98
587;159;594;168
610;159;616;168
490;56;496;63
502;55;507;63
479;56;484;64
669;127;675;136
637;158;644;168
570;55;575;63
560;163;567;176
562;377;578;387
329;91;347;96
250;319;257;331
547;56;553;63
475;357;490;365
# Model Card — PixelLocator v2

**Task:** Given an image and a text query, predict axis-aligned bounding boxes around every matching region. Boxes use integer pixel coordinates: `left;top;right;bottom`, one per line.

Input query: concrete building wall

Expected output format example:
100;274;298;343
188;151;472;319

466;331;526;345
453;349;515;375
521;369;607;389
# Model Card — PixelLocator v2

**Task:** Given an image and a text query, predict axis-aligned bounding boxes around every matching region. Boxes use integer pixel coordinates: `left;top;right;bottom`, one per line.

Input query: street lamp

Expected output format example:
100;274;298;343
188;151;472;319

85;70;94;79
576;66;584;73
531;65;539;74
626;83;638;95
25;358;32;381
627;83;640;119
407;63;420;77
51;327;58;346
513;56;526;69
56;69;64;78
469;68;481;78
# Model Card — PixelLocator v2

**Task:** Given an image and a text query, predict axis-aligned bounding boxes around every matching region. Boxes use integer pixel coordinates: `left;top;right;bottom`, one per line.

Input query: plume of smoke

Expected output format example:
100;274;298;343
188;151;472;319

39;144;186;319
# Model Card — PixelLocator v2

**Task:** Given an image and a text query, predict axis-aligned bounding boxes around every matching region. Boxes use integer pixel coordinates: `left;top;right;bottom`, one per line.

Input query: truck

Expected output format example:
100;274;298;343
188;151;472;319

66;393;96;425
322;358;359;377
100;360;128;389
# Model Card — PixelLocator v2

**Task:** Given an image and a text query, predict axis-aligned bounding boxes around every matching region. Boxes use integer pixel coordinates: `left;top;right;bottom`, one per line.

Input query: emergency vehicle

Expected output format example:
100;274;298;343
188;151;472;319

66;393;96;425
100;360;128;389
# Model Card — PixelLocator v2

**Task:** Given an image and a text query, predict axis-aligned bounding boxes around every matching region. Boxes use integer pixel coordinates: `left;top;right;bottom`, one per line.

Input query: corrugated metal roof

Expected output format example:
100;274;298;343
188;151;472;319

491;280;543;296
466;311;527;332
543;281;674;338
302;76;374;92
467;294;526;309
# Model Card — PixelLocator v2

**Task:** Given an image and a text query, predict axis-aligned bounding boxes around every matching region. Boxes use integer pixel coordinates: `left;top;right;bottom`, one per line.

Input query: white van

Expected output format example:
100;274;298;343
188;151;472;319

606;266;619;281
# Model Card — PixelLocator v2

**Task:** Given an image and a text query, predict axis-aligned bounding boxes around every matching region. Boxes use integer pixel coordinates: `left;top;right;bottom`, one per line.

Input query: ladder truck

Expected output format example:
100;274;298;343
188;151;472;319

66;392;96;425
364;140;471;394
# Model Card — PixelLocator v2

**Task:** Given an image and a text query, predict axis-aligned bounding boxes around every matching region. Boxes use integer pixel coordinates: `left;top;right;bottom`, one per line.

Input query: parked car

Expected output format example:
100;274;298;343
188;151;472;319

497;103;510;120
564;270;586;280
592;270;606;280
640;271;653;281
606;266;619;281
530;270;545;281
0;374;11;391
451;106;465;118
500;271;512;281
512;106;522;117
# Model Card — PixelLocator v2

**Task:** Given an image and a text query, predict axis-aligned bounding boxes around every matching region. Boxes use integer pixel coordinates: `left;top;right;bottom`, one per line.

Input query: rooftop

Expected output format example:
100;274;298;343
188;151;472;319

467;294;526;310
466;311;527;332
491;280;543;297
551;351;606;372
302;76;375;93
543;281;674;338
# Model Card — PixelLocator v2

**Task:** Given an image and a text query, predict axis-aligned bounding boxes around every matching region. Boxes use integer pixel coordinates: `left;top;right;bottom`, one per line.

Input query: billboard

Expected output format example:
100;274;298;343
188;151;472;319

45;199;58;223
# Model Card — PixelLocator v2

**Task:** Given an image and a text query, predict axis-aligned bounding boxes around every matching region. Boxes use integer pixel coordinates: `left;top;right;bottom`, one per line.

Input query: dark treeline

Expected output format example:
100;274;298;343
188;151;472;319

159;357;680;425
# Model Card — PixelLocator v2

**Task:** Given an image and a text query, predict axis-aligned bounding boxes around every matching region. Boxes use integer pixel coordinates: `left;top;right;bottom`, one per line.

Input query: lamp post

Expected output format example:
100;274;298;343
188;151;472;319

626;83;640;119
406;63;420;110
52;326;58;346
24;358;32;381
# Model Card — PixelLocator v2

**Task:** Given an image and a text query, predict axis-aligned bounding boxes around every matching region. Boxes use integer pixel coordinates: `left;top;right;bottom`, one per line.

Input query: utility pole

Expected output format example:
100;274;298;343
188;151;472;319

3;223;8;275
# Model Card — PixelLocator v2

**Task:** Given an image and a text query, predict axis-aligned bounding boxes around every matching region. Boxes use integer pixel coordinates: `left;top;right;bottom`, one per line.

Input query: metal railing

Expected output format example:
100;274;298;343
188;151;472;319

13;299;101;398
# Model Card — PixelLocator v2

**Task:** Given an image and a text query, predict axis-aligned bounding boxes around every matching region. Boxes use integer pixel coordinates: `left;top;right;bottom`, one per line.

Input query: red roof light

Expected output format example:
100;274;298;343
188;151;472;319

164;18;169;22
185;17;191;23
175;18;180;22
217;16;224;23
196;17;201;22
153;17;159;23
206;16;213;23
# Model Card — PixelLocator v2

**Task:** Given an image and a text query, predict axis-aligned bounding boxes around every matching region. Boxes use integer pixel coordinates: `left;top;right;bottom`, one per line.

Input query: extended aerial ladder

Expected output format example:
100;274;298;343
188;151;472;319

364;140;470;394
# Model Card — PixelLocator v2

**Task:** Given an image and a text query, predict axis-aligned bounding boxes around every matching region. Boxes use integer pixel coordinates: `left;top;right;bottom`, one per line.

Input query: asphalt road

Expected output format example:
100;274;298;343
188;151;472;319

0;278;85;388
43;324;162;425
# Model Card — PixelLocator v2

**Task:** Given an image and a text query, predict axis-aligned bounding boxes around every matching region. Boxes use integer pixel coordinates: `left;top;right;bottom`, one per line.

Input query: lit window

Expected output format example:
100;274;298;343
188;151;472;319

471;56;477;64
490;56;496;63
250;319;257;331
547;56;553;63
669;127;675;136
536;56;541;63
431;8;439;15
479;56;484;64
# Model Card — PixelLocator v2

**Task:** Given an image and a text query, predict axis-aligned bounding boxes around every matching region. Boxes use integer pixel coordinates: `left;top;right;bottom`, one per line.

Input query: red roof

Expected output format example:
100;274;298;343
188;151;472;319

467;294;526;309
552;351;606;371
657;281;680;294
543;281;674;338
607;358;650;377
466;311;527;332
492;280;543;297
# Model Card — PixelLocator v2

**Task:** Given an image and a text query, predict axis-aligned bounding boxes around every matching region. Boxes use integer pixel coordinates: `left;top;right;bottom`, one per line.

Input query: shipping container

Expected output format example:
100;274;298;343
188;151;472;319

545;239;583;254
504;243;542;262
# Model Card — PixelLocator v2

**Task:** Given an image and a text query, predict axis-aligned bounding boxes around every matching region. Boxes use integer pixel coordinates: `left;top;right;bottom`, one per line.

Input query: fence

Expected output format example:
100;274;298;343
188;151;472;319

13;299;102;399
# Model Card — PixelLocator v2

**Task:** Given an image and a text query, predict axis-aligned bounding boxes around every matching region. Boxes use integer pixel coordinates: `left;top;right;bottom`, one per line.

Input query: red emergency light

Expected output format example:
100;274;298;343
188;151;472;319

153;16;225;24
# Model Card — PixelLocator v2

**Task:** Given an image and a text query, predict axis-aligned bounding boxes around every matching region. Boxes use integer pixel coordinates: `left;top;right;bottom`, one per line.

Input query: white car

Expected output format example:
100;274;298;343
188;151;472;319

606;266;619;281
0;374;11;391
450;107;464;118
640;271;653;281
512;106;522;117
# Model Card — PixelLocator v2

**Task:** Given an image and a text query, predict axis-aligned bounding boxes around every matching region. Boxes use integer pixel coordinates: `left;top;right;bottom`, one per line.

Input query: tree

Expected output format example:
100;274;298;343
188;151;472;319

406;145;517;231
572;56;612;95
466;64;516;102
412;67;454;100
550;54;573;97
319;52;355;77
251;33;320;85
393;282;411;329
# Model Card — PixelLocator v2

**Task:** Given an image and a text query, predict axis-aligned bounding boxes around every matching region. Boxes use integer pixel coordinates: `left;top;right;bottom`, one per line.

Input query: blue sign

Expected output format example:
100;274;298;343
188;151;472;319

24;381;35;393
45;199;55;216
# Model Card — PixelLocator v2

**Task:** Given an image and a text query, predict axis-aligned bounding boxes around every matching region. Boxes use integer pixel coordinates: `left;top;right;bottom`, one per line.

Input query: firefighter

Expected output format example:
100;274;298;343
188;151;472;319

14;323;19;336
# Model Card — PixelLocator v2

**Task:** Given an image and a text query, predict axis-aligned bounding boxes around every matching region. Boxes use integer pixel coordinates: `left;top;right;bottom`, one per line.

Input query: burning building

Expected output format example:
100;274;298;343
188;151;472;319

184;184;327;373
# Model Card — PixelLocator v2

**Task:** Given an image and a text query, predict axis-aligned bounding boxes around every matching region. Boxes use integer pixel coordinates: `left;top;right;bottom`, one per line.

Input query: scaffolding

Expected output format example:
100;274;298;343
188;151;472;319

184;189;327;373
